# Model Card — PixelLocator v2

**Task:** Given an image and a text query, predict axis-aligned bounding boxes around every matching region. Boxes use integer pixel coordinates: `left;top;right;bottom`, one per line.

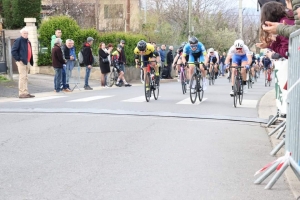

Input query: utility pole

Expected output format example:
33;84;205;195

239;0;243;39
188;0;191;39
144;0;147;24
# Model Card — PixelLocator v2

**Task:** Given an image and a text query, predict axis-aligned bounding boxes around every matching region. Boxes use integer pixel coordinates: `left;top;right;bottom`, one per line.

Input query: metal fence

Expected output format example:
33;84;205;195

286;29;300;166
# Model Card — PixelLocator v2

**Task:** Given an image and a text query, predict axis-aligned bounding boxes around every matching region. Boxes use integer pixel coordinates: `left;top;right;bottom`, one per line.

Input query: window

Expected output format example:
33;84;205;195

104;4;123;19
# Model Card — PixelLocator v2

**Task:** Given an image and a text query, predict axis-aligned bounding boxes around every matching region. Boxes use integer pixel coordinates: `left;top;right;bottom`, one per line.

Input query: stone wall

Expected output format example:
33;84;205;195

39;66;141;82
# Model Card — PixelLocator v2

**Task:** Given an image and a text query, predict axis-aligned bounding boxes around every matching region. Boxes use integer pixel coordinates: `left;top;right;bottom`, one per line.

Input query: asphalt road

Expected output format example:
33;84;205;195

0;74;294;199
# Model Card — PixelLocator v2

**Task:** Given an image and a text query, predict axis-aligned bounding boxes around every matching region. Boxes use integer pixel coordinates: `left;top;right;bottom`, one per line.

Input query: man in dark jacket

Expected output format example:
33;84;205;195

52;38;66;93
166;46;174;79
11;27;35;98
82;37;94;90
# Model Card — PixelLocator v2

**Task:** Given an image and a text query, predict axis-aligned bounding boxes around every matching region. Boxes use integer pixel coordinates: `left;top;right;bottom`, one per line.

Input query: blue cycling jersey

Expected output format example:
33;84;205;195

183;42;207;56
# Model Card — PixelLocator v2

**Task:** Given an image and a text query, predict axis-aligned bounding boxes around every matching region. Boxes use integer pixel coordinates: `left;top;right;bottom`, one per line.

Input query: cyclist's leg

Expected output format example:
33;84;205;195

142;55;149;86
188;53;195;83
240;54;248;82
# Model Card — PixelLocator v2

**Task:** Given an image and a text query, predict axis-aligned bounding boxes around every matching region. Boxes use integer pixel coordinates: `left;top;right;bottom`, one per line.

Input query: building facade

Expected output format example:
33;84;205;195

41;0;141;32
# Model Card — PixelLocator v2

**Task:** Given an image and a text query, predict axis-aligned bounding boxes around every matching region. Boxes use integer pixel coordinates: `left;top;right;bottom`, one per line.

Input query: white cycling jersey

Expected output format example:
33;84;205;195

228;45;252;56
209;51;219;58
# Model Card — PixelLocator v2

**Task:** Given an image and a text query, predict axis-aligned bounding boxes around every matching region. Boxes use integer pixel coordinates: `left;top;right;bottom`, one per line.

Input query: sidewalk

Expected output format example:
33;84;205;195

0;74;177;98
258;89;300;198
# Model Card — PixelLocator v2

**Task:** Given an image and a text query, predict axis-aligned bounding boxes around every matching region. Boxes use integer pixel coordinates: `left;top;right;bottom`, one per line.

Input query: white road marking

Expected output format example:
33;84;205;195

238;100;258;108
67;96;113;102
176;98;207;105
122;96;146;103
14;96;67;102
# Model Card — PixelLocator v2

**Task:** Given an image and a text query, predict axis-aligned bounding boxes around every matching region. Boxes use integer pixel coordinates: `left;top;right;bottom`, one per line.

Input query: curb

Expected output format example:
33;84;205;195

258;89;300;198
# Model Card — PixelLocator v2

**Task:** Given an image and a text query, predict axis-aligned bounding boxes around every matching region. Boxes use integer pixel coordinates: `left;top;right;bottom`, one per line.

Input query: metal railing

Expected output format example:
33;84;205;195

286;29;300;165
254;29;300;190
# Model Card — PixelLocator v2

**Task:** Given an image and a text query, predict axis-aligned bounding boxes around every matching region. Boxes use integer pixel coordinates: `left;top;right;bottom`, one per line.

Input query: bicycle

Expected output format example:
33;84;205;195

265;68;272;87
190;61;204;104
176;63;188;94
208;62;215;85
230;66;244;108
139;61;159;102
247;69;253;89
107;65;119;87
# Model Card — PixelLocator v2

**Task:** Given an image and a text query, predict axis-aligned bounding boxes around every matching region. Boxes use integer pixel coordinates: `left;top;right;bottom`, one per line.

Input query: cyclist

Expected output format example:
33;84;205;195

111;45;132;87
205;48;219;80
181;36;207;90
248;52;256;84
224;39;252;96
134;40;160;89
261;52;272;81
172;42;188;82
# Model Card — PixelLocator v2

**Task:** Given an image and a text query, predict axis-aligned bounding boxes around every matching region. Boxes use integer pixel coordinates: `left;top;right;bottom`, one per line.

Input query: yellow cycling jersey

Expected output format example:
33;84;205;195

134;43;155;56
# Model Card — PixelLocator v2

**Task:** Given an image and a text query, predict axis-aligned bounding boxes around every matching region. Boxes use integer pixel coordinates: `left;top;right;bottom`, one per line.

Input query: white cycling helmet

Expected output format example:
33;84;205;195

208;48;214;53
234;39;244;48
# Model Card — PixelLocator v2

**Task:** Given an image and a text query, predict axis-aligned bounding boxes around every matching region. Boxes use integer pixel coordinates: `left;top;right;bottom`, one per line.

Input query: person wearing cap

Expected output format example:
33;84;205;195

82;37;95;90
111;45;132;87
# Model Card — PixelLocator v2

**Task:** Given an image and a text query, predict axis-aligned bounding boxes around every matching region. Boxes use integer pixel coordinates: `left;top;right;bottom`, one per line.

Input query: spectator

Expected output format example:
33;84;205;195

111;45;132;87
262;0;300;38
220;52;226;76
51;29;62;49
98;42;111;87
166;46;174;79
11;27;35;98
159;44;166;68
50;29;65;91
82;37;95;90
119;39;126;65
52;38;66;93
256;1;294;59
62;39;75;91
107;43;114;66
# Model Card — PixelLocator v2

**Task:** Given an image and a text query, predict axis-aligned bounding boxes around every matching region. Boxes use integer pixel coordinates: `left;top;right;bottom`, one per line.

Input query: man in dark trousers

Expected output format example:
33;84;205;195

166;46;174;79
52;38;66;93
82;37;94;90
118;40;126;85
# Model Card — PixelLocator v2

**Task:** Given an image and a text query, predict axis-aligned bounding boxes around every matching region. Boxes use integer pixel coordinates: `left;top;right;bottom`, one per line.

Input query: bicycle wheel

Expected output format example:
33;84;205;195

153;80;159;100
239;80;244;105
233;78;238;108
144;72;151;102
181;70;186;94
198;75;204;101
107;71;115;87
190;73;198;104
248;73;252;89
212;70;215;85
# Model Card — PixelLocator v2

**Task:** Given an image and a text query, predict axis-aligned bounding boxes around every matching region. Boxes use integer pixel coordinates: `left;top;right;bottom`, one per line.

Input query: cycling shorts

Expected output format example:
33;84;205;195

232;54;248;66
188;52;204;63
141;53;156;68
209;56;217;64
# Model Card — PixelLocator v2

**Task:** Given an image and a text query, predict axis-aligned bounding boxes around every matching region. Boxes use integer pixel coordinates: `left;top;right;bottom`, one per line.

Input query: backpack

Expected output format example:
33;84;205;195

78;50;84;64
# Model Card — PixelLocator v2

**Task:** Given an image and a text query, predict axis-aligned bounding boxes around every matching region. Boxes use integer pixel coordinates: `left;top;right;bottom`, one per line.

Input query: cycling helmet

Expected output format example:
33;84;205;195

137;40;147;51
208;48;214;53
188;36;198;44
234;39;244;48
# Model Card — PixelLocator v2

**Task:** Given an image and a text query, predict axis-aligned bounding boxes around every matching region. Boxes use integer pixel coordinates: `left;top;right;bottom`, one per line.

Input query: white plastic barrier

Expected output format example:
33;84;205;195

274;59;288;115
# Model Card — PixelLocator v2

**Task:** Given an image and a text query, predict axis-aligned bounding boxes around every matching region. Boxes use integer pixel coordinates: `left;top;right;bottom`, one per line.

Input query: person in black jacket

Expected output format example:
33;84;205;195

166;46;174;79
82;37;94;90
11;27;35;98
52;38;66;93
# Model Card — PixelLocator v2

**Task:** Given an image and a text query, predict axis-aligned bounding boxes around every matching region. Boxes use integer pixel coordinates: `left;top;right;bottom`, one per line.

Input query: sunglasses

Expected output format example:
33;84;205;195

236;48;242;50
210;52;214;54
191;44;197;47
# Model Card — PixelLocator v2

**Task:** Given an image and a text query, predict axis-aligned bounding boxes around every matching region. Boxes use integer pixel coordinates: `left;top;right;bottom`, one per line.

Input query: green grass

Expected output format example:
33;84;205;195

0;75;9;82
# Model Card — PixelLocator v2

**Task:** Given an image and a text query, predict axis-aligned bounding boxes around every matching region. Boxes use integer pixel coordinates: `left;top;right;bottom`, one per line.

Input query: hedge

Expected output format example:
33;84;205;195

38;15;147;66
